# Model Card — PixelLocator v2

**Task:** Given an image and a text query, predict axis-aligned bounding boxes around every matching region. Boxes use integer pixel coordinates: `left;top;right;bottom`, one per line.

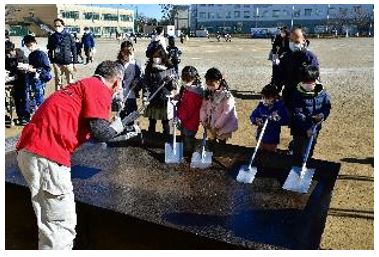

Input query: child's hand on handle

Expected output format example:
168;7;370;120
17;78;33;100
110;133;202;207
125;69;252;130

270;111;281;122
306;128;313;138
256;118;264;127
312;113;324;123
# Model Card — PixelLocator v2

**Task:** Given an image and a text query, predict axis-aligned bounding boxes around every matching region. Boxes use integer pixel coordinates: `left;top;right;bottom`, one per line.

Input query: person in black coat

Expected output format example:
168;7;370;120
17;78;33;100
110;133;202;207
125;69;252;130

47;18;78;91
276;27;319;106
166;36;182;75
5;39;30;125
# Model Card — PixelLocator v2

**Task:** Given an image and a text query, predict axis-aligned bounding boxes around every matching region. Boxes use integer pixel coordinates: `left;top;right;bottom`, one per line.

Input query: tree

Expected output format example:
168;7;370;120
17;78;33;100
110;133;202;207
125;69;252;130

159;4;178;25
352;6;372;35
5;5;21;24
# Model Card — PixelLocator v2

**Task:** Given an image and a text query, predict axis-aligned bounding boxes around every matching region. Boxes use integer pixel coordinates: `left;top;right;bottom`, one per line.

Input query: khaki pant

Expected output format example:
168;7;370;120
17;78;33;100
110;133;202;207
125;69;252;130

17;150;76;250
53;63;74;91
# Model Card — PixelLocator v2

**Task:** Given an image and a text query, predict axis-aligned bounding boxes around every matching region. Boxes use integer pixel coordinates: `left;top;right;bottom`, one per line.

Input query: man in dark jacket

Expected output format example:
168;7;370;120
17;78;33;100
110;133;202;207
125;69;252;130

81;27;95;64
47;18;78;91
277;27;319;106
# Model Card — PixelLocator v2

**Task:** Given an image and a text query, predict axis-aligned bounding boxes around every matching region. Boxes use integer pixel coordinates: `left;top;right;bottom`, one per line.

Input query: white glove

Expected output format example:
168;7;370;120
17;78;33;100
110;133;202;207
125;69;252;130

110;116;124;134
273;58;280;65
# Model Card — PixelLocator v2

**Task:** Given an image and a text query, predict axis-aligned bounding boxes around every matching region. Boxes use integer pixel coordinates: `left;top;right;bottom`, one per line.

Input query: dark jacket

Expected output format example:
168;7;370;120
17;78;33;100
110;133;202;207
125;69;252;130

250;100;289;144
272;34;290;56
143;66;178;107
277;49;319;91
47;29;78;65
28;50;52;83
5;48;28;89
82;32;95;49
287;83;331;137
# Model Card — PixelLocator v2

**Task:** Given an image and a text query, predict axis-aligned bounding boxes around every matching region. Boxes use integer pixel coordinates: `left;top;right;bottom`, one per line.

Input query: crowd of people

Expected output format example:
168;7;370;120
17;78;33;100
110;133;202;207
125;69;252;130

6;22;332;249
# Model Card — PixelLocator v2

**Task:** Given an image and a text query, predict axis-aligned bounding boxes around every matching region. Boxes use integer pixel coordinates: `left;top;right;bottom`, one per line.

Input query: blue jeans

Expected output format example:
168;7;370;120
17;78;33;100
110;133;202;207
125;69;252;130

27;76;46;111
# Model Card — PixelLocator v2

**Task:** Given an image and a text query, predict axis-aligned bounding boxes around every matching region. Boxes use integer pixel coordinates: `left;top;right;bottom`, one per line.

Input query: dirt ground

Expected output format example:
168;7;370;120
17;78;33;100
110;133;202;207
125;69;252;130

5;36;374;249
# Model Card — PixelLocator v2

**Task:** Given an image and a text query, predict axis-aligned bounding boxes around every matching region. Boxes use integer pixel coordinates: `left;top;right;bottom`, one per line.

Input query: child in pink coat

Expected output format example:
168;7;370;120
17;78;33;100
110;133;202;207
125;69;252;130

200;68;238;146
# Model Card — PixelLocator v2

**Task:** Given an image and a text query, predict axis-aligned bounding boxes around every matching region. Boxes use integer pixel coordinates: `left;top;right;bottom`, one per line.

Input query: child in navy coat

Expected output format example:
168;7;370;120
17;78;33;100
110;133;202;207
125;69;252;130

22;35;52;112
287;65;331;165
250;83;289;152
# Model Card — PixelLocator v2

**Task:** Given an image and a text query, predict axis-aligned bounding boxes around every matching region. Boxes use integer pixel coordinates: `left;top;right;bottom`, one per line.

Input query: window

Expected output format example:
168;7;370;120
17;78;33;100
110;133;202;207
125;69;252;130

272;10;280;18
234;11;240;18
244;5;250;8
208;4;214;7
66;26;80;33
304;9;312;16
218;4;223;7
83;12;100;20
89;26;101;35
103;26;117;35
339;7;348;16
294;9;301;17
120;15;132;22
216;12;223;19
208;12;215;19
61;11;79;20
234;4;240;9
244;11;250;18
314;9;321;16
199;12;206;19
103;13;118;21
282;9;290;17
225;11;231;19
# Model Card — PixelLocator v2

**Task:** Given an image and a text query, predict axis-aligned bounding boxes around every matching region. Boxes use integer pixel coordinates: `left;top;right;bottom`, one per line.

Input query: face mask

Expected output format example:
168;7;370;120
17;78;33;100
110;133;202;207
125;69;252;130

289;42;304;52
84;30;89;34
302;82;315;91
55;27;64;33
153;58;161;64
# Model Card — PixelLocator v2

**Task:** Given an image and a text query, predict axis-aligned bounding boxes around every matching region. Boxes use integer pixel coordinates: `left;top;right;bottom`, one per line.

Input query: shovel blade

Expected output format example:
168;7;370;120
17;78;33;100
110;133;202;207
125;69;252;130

165;142;183;164
282;166;315;193
190;151;213;169
236;165;258;184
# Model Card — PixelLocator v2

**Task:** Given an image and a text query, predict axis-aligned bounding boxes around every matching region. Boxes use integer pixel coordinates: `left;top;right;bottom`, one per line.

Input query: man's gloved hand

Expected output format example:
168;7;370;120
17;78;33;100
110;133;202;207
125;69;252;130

110;116;124;134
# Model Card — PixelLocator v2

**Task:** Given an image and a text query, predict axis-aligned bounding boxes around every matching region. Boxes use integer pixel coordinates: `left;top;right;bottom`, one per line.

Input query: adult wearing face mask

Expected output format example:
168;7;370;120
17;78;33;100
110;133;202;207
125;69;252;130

81;27;95;65
47;18;78;91
277;27;319;106
16;61;129;250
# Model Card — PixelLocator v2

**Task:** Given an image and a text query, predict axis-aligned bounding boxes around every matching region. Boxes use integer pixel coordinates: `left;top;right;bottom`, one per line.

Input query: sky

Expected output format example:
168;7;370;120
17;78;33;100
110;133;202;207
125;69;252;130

90;4;164;19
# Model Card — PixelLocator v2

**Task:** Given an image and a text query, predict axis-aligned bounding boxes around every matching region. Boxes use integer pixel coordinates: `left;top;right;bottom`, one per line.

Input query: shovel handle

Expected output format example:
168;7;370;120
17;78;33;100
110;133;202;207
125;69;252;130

301;124;319;168
248;118;269;168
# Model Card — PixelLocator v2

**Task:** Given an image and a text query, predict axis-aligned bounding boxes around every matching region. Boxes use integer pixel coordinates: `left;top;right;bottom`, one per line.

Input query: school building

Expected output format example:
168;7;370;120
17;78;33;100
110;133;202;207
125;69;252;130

190;4;374;35
6;4;135;37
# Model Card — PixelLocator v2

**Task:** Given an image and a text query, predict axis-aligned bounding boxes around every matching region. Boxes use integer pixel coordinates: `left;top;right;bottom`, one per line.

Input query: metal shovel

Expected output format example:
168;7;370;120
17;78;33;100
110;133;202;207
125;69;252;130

282;124;319;193
190;128;213;169
165;100;183;164
236;118;269;184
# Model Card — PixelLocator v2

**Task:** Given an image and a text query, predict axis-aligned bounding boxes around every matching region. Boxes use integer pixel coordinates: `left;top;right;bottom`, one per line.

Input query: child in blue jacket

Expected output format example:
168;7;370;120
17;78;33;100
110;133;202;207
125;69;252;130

250;83;289;152
287;65;331;165
22;35;52;112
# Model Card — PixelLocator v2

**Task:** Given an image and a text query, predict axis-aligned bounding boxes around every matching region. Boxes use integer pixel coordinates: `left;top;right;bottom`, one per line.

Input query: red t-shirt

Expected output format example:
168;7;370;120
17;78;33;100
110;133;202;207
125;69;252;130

16;76;112;166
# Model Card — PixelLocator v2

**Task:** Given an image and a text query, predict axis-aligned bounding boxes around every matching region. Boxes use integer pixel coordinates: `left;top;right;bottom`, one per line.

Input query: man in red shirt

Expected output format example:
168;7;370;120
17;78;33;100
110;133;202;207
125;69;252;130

16;60;127;250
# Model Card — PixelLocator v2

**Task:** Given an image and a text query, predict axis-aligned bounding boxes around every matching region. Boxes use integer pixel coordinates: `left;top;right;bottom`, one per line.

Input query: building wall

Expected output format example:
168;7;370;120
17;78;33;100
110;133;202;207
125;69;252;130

6;4;134;37
190;4;374;33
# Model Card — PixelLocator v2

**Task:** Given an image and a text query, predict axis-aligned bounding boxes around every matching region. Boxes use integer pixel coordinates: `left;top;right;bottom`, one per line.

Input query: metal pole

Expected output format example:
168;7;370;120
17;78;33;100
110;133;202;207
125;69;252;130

291;5;294;28
255;6;258;28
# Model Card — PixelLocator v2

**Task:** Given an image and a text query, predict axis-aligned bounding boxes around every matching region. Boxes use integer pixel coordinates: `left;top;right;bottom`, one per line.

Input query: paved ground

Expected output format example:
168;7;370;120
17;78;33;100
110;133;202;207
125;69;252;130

5;36;374;249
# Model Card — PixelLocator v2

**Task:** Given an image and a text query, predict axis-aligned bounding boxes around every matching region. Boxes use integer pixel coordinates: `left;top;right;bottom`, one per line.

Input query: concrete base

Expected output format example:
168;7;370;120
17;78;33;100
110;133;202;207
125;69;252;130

5;132;341;249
